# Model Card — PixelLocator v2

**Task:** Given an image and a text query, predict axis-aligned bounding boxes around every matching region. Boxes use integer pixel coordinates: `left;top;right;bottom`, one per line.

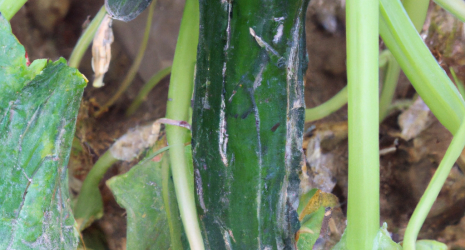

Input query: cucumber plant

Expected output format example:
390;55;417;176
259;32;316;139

1;0;465;249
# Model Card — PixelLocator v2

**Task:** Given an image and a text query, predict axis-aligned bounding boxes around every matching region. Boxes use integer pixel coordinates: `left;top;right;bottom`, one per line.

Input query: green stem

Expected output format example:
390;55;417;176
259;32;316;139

126;66;172;116
84;150;117;184
68;6;107;68
164;0;203;249
303;51;399;123
379;51;401;121
95;1;156;117
161;152;183;250
434;0;465;23
137;145;170;166
379;0;428;122
380;0;465;135
450;67;465;98
0;0;26;21
403;121;465;249
73;150;117;230
346;0;379;248
305;86;347;122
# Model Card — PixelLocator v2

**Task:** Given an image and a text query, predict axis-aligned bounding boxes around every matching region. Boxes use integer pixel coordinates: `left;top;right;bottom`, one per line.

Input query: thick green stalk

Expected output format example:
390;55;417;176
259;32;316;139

95;1;156;116
380;0;465;135
403;120;465;249
126;66;172;116
305;86;347;122
346;0;379;249
434;0;465;23
68;6;106;68
0;0;26;20
164;0;203;249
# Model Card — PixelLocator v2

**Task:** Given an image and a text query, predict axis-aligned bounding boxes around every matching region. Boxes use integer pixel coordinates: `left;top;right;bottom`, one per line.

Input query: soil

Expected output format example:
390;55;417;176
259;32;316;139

9;0;465;249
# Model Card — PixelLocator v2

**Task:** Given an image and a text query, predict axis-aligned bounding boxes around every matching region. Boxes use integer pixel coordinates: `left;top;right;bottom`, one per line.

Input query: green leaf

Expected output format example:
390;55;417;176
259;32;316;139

415;240;447;250
296;189;338;248
106;151;183;250
105;0;153;22
73;125;166;231
0;15;86;249
297;189;338;221
372;223;402;250
333;223;403;250
296;206;325;249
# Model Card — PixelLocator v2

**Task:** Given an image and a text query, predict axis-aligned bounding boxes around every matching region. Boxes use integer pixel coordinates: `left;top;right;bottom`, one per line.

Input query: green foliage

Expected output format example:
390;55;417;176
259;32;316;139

0;0;27;20
105;0;154;22
415;240;448;250
380;0;465;135
296;189;338;248
333;223;401;250
333;224;448;250
296;206;325;249
0;15;86;249
106;153;181;250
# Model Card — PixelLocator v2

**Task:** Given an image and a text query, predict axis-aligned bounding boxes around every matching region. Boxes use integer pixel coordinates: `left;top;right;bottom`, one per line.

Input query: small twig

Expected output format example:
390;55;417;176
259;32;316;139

155;118;191;130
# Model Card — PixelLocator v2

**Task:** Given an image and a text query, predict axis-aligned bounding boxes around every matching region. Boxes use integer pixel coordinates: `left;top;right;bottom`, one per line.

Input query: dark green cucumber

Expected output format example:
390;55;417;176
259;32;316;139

192;1;310;249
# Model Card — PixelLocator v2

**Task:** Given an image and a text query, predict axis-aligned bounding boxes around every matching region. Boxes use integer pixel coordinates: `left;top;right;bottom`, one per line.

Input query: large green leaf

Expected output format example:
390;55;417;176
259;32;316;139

0;14;86;249
105;0;154;22
191;0;309;248
106;151;183;250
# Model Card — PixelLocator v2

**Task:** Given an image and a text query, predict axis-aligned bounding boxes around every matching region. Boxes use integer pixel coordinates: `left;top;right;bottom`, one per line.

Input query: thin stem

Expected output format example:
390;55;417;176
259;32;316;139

346;0;379;249
94;1;156;117
379;0;428;122
434;0;465;23
450;67;465;98
73;150;117;230
305;86;347;122
403;121;465;249
379;51;401;121
164;0;203;249
68;6;107;68
126;66;172;116
134;145;170;166
161;152;183;250
303;52;400;123
0;0;27;21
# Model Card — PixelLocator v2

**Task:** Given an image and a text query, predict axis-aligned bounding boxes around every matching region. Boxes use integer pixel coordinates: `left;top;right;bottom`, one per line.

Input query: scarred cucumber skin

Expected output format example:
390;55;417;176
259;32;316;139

192;0;310;249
